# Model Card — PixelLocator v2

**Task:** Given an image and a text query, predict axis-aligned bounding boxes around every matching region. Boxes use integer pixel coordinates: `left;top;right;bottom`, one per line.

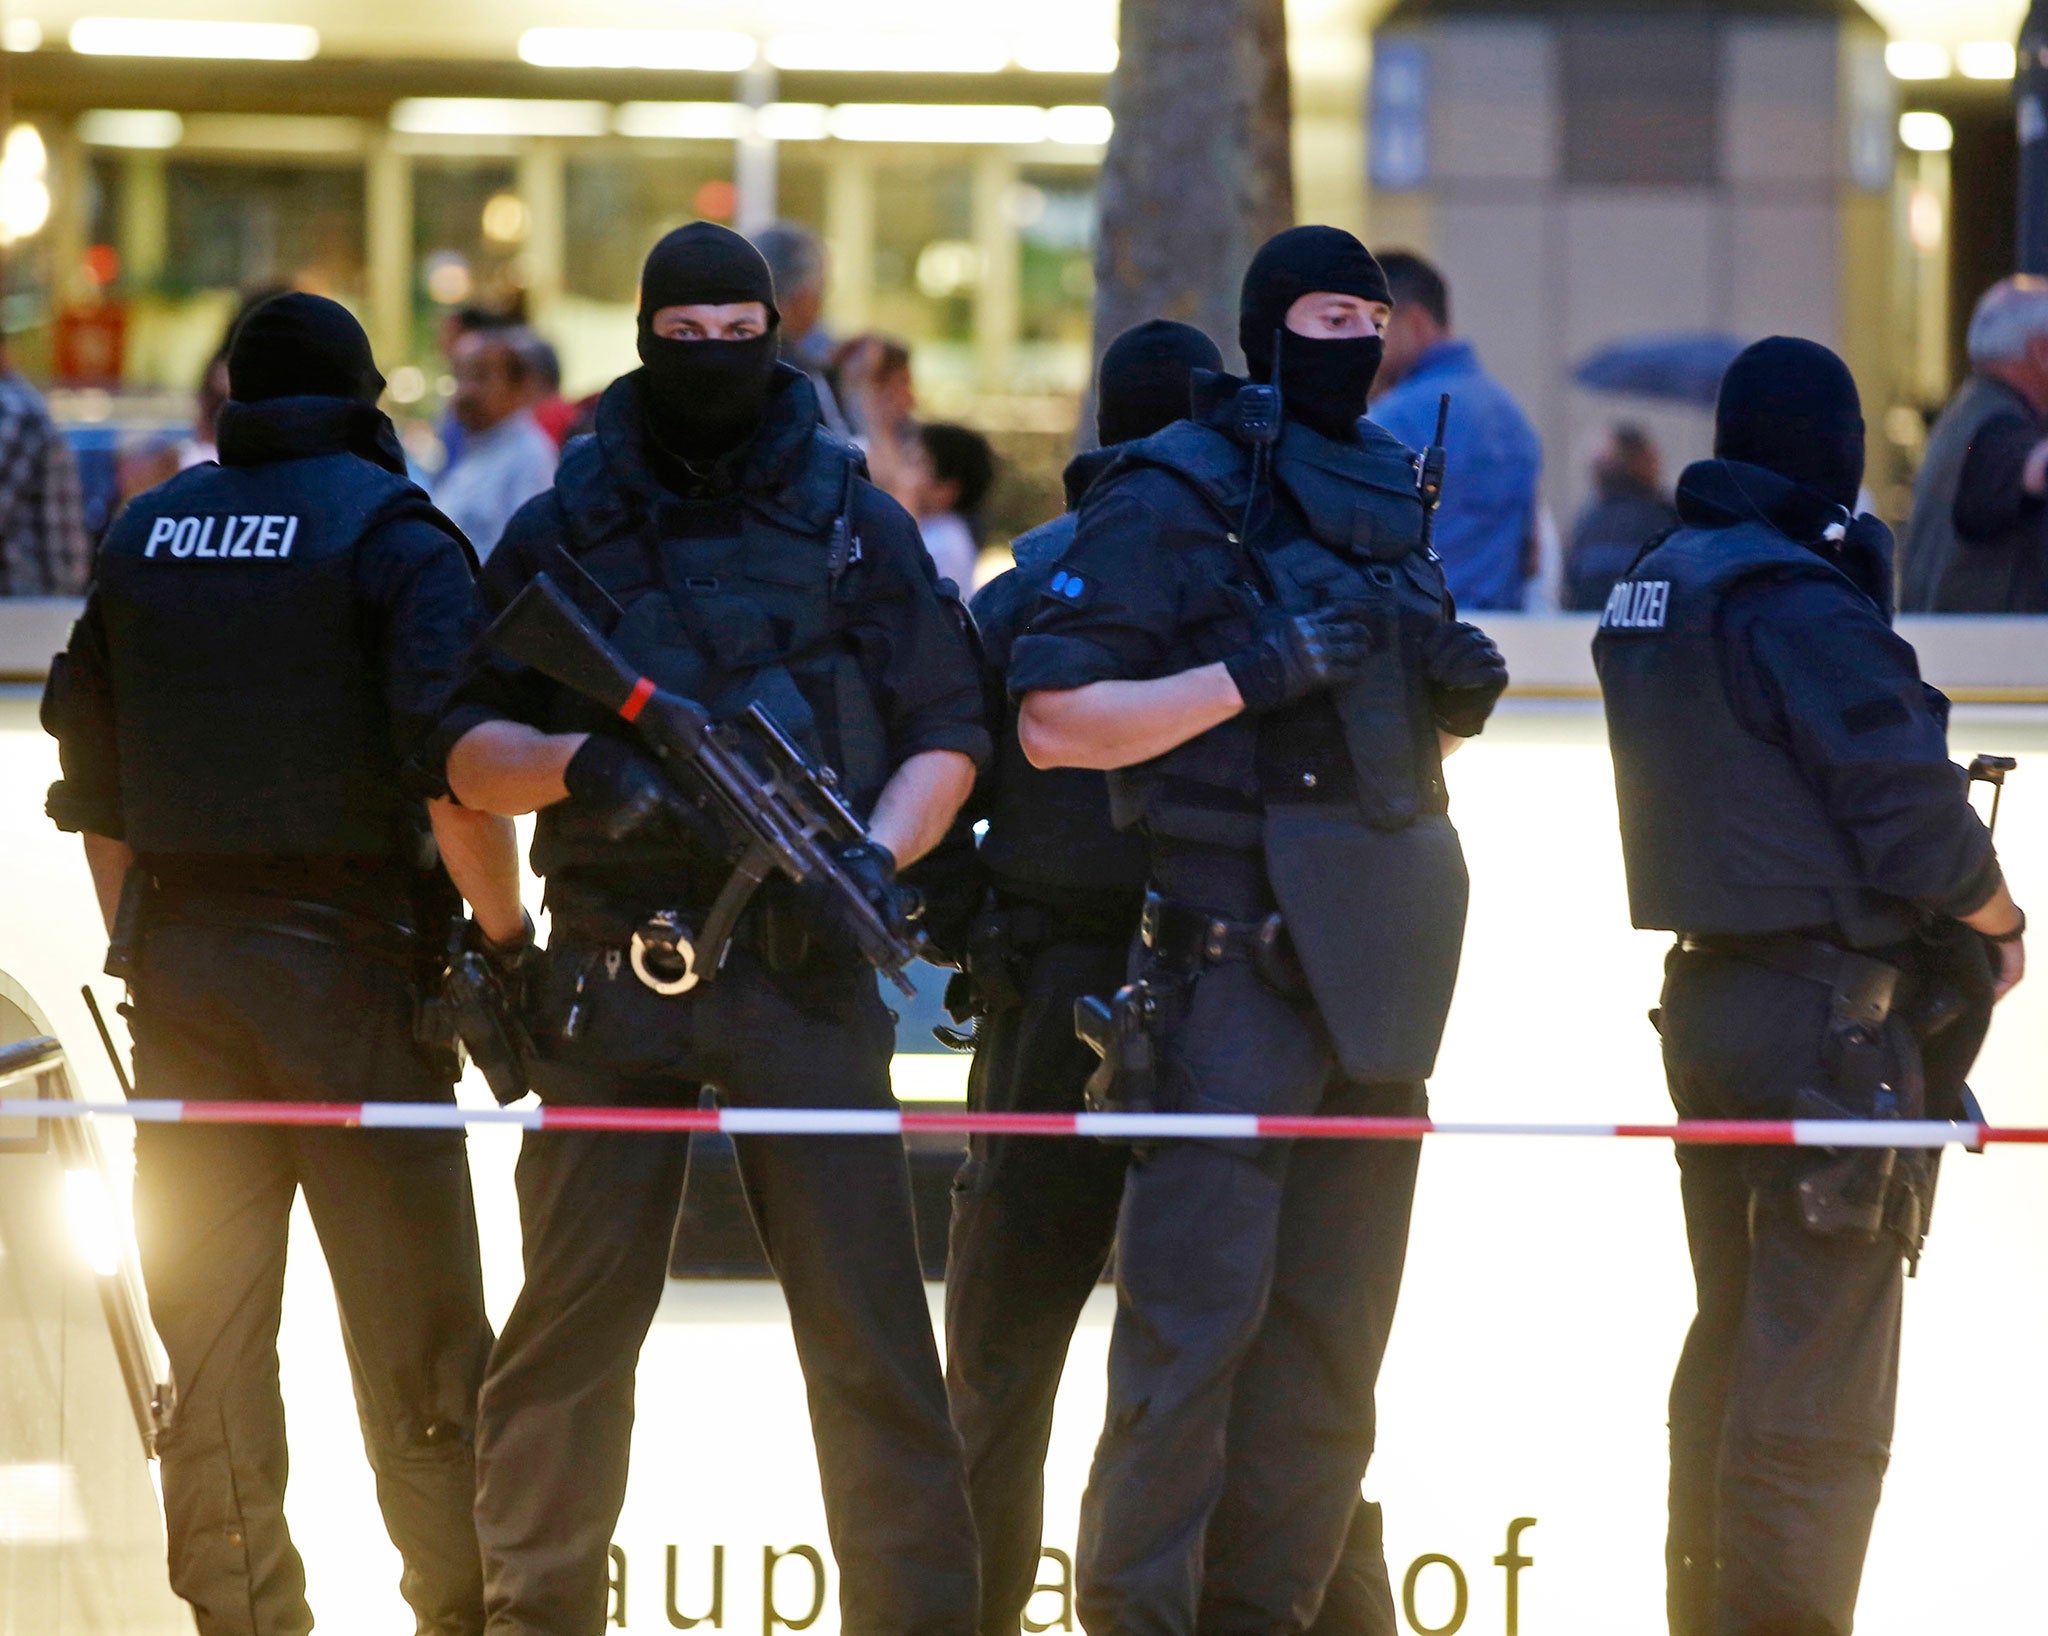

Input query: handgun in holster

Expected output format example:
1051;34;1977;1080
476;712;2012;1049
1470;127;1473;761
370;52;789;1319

1075;981;1160;1116
1796;950;1911;1246
103;865;151;985
438;925;538;1106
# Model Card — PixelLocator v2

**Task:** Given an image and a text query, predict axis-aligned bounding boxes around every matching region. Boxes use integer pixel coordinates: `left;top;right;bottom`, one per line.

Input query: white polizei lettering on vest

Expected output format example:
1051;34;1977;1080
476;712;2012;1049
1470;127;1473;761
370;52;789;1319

170;517;201;558
277;516;299;559
255;515;286;559
143;517;176;558
195;516;217;558
1602;579;1671;630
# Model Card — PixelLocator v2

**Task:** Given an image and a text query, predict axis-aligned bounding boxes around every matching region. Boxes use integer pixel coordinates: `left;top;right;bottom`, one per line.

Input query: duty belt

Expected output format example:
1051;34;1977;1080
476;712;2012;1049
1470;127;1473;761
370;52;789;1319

149;885;417;968
1678;931;1899;1030
1140;890;1285;968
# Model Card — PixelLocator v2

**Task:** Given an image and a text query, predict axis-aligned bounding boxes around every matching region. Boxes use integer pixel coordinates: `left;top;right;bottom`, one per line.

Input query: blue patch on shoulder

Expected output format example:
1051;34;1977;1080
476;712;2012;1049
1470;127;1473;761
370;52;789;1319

1049;569;1086;600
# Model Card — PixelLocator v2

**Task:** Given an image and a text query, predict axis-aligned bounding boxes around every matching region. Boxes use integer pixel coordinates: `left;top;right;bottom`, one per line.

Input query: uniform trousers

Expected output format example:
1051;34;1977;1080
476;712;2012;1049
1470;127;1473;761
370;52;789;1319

472;940;978;1636
1073;937;1421;1636
1660;945;1921;1636
946;935;1401;1636
130;916;493;1636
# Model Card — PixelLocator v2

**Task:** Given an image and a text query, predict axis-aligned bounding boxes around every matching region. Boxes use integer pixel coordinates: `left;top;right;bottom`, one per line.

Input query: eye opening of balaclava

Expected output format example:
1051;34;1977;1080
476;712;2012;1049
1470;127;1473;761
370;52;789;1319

1096;319;1225;447
635;221;782;463
1713;335;1865;512
227;291;385;405
1238;225;1391;443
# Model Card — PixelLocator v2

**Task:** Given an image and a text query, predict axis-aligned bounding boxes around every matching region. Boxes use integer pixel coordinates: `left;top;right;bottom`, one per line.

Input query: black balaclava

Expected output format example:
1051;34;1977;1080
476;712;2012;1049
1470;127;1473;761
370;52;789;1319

1714;336;1865;510
1097;319;1224;446
227;292;384;404
636;222;782;459
1239;225;1391;442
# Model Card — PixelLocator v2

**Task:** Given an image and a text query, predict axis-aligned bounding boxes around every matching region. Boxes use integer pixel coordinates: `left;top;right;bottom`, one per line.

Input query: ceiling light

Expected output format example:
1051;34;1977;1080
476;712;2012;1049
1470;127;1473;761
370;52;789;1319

766;32;1009;74
0;124;49;243
828;104;1048;144
518;28;756;72
69;18;318;60
3;19;42;52
756;103;830;142
1012;35;1118;74
613;102;748;140
1884;41;1950;81
1044;104;1113;145
1958;41;2017;81
391;99;609;138
1899;110;1954;153
78;108;184;149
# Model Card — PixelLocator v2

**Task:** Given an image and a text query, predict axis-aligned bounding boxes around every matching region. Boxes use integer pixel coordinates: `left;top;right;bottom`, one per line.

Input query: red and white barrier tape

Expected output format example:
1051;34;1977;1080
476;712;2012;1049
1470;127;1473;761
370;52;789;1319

0;1098;2041;1147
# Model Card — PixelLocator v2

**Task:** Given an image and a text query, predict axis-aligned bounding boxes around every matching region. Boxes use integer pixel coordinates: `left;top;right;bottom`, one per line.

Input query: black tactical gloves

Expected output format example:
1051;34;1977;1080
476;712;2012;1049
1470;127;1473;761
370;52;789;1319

831;839;923;941
1224;604;1372;712
1422;620;1509;737
563;733;724;850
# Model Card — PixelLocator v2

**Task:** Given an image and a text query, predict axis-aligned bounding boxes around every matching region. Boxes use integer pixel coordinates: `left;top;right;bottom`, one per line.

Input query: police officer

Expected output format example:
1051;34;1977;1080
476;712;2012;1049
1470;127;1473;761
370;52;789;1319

42;292;519;1636
1591;337;2026;1636
432;223;989;1636
1010;227;1508;1635
944;318;1219;1635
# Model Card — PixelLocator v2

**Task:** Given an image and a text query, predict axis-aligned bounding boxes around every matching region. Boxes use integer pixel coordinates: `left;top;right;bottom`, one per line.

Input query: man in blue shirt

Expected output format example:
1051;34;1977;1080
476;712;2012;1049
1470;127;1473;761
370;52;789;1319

1371;251;1543;610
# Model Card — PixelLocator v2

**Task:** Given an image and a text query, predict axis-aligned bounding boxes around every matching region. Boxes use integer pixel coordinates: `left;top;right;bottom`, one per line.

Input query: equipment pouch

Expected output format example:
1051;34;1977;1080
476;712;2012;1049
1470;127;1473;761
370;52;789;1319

104;865;151;984
1075;982;1161;1115
1263;805;1469;1082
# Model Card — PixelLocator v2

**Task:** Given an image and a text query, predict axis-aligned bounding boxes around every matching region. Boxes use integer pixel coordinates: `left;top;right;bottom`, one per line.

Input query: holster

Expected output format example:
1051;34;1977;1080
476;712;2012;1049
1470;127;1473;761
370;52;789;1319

958;903;1051;1020
1696;932;1929;1260
1075;981;1163;1115
438;930;536;1107
103;865;152;984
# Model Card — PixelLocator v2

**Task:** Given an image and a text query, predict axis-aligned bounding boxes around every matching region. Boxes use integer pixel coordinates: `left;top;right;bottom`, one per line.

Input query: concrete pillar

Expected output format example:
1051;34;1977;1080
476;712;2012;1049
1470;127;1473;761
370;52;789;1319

823;145;873;334
517;138;566;325
46;120;87;305
972;148;1020;391
365;135;412;367
1293;0;1372;235
735;59;778;236
116;149;166;290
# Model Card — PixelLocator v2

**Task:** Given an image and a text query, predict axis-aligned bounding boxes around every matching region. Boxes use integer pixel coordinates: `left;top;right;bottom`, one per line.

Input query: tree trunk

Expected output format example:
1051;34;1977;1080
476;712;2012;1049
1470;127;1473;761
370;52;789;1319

1089;0;1294;425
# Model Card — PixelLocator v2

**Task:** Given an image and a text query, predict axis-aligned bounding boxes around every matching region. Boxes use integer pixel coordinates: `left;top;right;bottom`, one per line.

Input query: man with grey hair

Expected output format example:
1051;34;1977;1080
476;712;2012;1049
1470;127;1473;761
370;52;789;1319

751;220;848;434
1901;274;2048;611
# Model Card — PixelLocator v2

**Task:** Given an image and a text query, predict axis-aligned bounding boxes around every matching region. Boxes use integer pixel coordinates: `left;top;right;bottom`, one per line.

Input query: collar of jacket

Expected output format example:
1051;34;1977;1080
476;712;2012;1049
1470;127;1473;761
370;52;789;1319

1062;443;1122;510
594;361;828;507
1675;458;1847;547
215;395;410;476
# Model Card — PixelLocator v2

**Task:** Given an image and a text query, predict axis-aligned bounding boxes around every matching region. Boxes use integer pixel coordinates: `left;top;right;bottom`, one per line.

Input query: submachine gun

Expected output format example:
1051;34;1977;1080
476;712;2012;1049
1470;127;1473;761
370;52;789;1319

483;572;923;999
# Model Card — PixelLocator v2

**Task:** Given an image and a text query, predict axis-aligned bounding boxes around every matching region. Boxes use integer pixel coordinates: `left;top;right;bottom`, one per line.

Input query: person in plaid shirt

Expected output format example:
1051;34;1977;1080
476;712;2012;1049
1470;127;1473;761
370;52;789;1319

0;362;89;595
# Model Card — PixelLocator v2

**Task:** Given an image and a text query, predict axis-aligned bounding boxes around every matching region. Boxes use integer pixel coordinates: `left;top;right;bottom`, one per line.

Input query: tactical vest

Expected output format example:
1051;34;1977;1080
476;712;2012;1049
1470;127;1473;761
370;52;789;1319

973;533;1150;900
94;452;448;858
1594;521;1885;939
530;424;890;885
1102;415;1448;847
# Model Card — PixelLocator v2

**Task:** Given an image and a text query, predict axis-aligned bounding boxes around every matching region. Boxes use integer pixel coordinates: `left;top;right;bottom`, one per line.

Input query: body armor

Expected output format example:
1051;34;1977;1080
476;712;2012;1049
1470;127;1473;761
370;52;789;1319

95;450;445;859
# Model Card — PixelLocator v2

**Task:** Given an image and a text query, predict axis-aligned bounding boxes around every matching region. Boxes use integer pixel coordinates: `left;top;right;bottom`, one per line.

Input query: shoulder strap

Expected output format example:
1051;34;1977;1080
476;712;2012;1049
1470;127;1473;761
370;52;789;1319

1109;421;1254;526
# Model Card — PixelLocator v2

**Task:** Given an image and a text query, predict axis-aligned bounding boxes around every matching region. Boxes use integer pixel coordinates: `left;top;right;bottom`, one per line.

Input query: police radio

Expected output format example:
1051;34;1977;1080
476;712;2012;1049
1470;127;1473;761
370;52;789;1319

1418;392;1451;555
1232;328;1287;555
